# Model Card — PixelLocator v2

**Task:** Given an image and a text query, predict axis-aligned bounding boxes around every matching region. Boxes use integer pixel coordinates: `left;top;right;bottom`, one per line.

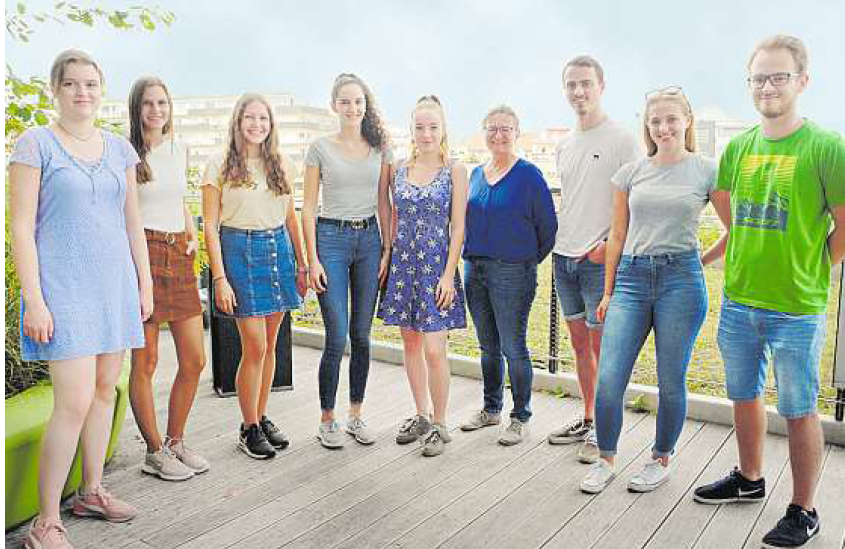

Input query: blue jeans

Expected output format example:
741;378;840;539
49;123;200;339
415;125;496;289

718;296;825;418
464;258;538;422
595;250;707;458
553;253;606;329
316;220;382;410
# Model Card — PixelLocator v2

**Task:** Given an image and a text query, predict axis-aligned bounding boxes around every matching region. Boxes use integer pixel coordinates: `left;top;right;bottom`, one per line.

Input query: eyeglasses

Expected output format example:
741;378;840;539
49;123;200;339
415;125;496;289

485;126;515;135
646;86;685;99
747;72;802;89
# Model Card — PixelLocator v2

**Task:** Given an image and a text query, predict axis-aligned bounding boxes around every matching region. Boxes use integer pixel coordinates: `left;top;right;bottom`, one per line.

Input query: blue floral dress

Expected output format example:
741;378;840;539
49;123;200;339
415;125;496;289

378;165;466;332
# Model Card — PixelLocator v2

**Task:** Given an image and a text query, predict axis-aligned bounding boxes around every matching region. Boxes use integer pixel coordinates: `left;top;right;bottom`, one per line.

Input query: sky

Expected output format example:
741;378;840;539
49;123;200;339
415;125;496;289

6;0;845;141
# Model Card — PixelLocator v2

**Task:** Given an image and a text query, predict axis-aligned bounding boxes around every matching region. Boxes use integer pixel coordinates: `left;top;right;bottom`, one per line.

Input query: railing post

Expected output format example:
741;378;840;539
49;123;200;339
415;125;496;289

548;266;559;374
837;389;844;422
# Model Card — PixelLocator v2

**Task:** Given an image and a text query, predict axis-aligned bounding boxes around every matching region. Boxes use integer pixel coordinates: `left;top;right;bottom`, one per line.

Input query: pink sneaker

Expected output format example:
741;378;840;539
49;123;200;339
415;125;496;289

71;485;137;522
24;517;73;548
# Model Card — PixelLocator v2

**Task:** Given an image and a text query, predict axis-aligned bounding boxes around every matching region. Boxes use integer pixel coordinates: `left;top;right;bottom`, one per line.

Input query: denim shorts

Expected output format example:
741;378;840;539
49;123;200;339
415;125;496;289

553;253;605;329
717;295;826;418
218;225;302;318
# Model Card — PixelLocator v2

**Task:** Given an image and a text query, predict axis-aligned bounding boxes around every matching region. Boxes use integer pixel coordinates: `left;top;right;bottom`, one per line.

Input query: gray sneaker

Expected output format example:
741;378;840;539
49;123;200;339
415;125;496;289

548;416;593;445
460;410;501;431
346;417;376;445
498;418;528;446
577;428;600;464
396;415;432;444
167;437;210;474
318;420;345;449
422;423;450;457
142;445;194;481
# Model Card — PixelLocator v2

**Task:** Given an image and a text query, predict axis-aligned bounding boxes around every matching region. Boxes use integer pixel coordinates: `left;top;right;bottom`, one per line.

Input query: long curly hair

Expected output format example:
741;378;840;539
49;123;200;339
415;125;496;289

331;73;390;151
219;93;290;196
128;76;174;184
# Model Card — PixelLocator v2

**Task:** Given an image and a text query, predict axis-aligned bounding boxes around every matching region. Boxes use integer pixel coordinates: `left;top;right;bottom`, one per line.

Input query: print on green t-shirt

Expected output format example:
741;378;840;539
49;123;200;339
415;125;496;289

716;121;845;315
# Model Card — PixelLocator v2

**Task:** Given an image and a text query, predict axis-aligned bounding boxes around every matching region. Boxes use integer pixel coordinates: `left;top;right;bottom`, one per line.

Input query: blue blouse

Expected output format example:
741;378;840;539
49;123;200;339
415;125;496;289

463;159;557;263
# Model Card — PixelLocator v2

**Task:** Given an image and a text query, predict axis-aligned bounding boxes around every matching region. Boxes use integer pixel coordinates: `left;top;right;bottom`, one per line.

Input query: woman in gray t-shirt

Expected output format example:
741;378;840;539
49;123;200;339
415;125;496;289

301;73;393;449
581;88;728;495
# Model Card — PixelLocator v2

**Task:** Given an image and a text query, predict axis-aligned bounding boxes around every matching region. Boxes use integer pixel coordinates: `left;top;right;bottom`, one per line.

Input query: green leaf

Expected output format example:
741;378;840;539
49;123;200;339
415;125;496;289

55;1;66;9
34;112;49;125
17;2;26;15
139;12;154;30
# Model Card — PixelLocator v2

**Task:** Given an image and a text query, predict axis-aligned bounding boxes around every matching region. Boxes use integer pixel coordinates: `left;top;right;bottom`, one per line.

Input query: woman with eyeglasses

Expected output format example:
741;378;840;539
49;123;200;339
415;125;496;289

458;105;557;446
580;87;727;495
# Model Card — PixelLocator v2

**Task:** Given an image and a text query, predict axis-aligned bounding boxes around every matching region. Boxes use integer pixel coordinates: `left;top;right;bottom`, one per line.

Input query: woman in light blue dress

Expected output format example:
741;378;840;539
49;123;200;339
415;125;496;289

10;50;152;548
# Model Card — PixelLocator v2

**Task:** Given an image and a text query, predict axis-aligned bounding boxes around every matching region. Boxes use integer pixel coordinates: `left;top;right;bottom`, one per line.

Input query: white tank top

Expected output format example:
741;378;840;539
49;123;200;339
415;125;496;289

137;139;188;232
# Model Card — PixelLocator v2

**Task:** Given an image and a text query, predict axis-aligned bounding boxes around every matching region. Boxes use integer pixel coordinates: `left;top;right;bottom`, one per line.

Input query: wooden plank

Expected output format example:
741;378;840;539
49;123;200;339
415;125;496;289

68;365;428;548
589;422;733;549
274;389;576;549
811;444;845;549
391;413;655;549
152;382;481;549
649;430;790;549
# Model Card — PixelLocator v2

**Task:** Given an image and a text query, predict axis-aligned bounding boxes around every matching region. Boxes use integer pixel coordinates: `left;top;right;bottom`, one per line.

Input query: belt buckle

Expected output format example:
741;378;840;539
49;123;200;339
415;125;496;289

350;219;366;230
165;233;176;246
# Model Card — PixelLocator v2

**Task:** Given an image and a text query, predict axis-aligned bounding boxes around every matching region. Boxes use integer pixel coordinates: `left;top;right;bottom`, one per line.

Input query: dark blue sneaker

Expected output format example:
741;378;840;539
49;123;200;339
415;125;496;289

693;467;765;504
761;504;820;548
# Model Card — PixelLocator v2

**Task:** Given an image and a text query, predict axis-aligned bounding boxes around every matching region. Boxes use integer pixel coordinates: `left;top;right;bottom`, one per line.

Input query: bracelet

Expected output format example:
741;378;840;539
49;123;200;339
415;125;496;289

296;267;308;274
212;276;227;285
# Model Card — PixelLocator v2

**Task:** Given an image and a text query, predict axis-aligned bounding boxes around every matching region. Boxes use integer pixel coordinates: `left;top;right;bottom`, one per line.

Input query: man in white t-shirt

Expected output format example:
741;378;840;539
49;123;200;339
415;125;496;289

547;55;640;463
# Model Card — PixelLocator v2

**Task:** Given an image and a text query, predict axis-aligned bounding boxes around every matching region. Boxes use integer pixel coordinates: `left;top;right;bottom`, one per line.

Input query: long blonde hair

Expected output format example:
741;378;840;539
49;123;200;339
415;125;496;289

219;93;290;195
409;95;449;165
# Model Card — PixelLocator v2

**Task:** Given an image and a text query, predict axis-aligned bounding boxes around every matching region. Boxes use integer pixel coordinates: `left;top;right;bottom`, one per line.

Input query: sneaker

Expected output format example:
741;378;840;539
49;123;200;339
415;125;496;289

396;415;432;444
761;504;820;548
238;423;276;459
548;416;593;445
580;459;616;494
318;420;345;449
346;416;376;445
25;517;73;549
259;416;290;450
460;410;501;431
498;418;527;446
166;437;210;474
141;444;195;481
71;485;138;522
577;427;600;464
422;423;450;457
628;458;670;493
693;467;765;504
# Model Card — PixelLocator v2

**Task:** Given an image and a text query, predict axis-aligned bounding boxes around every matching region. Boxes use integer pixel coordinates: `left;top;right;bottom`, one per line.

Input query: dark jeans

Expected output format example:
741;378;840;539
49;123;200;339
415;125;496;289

464;258;538;422
316;221;382;410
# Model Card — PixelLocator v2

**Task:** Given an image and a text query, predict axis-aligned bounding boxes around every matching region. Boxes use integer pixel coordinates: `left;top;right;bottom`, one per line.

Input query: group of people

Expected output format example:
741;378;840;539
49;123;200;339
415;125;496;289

9;32;843;549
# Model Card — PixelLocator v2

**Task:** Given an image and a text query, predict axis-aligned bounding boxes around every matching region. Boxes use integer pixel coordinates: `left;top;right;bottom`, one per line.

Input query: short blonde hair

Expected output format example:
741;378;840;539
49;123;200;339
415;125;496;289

748;34;808;73
482;104;520;133
49;49;104;92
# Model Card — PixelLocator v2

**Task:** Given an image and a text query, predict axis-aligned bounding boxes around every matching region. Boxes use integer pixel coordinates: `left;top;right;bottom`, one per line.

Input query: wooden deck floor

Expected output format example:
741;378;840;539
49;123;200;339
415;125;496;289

6;332;845;549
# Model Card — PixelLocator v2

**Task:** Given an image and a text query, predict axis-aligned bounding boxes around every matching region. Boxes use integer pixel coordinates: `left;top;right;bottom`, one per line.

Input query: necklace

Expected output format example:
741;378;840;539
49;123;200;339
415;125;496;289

57;121;97;142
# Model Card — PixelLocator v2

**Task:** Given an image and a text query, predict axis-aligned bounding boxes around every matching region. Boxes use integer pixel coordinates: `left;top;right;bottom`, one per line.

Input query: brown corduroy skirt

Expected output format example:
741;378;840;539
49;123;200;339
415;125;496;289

145;229;202;324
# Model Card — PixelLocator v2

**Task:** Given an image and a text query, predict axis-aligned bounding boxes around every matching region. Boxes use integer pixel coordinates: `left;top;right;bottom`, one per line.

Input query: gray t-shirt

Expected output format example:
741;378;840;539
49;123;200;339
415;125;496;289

612;154;717;256
553;118;641;257
305;136;393;219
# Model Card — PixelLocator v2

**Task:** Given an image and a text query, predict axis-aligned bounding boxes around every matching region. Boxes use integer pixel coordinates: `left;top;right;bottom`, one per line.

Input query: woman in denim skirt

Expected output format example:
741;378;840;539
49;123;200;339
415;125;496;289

202;93;308;460
302;73;393;449
580;87;728;494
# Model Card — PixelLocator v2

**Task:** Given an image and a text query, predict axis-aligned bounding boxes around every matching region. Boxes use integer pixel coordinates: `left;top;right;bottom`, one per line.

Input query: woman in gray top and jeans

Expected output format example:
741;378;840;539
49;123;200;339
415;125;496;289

302;73;393;449
580;87;728;495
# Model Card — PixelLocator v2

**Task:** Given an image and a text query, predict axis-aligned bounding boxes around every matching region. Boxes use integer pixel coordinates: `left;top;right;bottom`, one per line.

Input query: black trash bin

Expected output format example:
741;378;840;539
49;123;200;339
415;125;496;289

207;271;293;397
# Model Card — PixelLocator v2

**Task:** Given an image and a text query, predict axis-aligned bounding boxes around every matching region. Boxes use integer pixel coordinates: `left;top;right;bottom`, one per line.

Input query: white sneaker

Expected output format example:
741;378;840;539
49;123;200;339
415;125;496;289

577;427;599;464
580;459;616;494
628;458;670;493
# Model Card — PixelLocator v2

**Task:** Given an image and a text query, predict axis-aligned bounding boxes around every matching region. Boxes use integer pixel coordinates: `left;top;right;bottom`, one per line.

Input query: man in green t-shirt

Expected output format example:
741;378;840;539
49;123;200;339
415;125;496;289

692;35;845;549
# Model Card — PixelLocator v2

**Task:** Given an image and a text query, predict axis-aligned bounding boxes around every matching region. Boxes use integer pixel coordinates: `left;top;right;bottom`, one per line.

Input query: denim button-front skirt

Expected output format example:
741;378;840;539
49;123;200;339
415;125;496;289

218;225;301;318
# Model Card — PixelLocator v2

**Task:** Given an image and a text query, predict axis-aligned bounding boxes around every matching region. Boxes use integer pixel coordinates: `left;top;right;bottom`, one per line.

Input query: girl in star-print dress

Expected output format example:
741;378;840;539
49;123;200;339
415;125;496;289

378;95;468;457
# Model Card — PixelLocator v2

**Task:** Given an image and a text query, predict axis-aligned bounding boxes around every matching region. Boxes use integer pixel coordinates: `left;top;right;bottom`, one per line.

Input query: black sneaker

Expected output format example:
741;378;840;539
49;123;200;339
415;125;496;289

259;416;290;450
693;467;765;504
238;423;276;459
761;504;820;548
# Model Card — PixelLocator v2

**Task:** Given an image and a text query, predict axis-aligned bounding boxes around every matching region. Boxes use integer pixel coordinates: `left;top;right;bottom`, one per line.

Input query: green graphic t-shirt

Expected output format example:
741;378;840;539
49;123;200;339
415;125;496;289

717;121;845;314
